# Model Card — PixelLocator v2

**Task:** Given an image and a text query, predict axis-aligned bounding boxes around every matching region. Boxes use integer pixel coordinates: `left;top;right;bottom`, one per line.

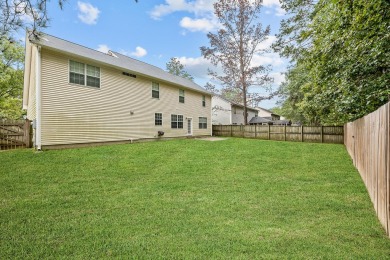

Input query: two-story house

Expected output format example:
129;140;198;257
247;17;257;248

23;33;211;149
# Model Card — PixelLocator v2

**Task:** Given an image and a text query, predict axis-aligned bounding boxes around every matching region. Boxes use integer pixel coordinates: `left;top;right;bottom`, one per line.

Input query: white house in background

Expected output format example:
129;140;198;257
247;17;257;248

23;32;212;149
212;95;258;125
255;107;281;121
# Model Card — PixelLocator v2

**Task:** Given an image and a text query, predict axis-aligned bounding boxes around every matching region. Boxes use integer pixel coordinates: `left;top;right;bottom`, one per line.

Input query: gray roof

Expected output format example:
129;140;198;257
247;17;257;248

248;116;272;124
273;120;291;125
29;33;210;95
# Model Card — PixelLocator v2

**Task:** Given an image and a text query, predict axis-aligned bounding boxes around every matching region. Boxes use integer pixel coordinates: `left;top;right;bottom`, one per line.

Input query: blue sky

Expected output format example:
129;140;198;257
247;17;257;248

38;0;287;108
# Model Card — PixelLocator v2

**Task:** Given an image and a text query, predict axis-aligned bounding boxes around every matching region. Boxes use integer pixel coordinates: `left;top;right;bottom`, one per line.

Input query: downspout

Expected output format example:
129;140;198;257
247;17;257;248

210;95;213;136
35;45;42;150
230;104;233;124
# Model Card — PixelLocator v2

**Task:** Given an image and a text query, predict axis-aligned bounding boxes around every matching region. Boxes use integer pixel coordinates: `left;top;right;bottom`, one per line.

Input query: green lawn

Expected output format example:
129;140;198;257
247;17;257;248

1;138;389;259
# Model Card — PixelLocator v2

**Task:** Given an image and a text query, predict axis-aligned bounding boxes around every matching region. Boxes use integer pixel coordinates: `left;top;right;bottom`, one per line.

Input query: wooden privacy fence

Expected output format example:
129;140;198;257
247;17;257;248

344;102;390;237
212;125;344;144
0;119;32;150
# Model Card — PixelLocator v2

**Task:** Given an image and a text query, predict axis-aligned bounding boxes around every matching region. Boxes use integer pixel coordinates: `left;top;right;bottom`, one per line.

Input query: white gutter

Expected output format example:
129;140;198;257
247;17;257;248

230;104;233;125
35;45;42;150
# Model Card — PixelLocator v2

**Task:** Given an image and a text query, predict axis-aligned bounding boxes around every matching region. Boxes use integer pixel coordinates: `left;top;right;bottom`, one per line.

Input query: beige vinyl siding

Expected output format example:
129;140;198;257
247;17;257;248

40;49;210;146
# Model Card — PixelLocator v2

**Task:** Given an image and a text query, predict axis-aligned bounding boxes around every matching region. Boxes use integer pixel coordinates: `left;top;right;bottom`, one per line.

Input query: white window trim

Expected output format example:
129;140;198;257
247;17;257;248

152;82;160;99
171;114;184;129
155;112;163;126
68;59;101;89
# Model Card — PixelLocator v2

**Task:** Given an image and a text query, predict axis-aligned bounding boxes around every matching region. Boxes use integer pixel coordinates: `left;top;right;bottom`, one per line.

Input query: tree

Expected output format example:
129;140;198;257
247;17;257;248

203;82;219;94
0;0;67;39
166;57;194;81
200;0;276;125
274;0;390;125
0;36;24;119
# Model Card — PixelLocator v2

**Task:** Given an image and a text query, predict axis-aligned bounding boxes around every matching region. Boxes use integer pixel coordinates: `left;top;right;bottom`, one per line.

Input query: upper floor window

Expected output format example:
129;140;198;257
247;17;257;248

69;60;100;88
179;89;185;103
202;95;206;107
152;82;159;98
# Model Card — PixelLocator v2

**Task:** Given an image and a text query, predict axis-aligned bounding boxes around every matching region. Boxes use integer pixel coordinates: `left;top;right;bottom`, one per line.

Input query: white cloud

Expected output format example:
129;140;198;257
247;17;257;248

177;56;216;80
262;0;286;16
180;17;220;33
251;53;284;68
96;44;110;53
150;0;214;20
262;0;281;7
131;46;147;58
257;35;277;50
120;46;148;58
77;2;100;25
270;72;285;85
150;0;285;20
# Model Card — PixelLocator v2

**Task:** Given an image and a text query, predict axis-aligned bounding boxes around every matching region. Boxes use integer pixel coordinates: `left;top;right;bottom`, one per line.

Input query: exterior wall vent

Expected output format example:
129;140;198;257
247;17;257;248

123;72;136;78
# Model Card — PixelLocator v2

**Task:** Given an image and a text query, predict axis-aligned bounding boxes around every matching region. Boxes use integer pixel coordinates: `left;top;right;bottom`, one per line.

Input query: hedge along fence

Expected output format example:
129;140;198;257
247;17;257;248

344;102;390;237
212;125;344;144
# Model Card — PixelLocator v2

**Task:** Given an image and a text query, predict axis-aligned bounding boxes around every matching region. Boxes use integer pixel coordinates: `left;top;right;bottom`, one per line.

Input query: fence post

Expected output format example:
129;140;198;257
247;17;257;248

230;125;233;137
301;126;304;142
255;124;257;138
284;125;287;141
321;126;324;143
24;120;31;148
268;125;271;140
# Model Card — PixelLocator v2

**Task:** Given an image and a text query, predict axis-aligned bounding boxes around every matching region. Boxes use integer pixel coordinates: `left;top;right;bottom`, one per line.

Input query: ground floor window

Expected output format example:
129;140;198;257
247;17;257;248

155;113;162;126
171;114;183;128
199;117;207;129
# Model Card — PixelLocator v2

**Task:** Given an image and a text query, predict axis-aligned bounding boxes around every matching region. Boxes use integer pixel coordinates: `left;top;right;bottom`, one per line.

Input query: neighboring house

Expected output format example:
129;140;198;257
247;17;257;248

212;95;258;125
255;107;281;121
23;33;211;149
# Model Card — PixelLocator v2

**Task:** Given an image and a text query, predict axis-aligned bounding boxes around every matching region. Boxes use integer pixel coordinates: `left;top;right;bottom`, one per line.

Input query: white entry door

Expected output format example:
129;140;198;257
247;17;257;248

187;118;192;135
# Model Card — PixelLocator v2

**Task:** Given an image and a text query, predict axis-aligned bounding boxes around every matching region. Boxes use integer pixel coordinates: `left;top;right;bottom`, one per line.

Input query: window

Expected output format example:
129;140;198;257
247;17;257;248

202;95;206;107
86;65;100;88
69;60;85;85
152;82;159;98
171;114;183;129
233;107;237;114
199;117;207;129
69;60;100;88
179;89;185;103
155;113;162;126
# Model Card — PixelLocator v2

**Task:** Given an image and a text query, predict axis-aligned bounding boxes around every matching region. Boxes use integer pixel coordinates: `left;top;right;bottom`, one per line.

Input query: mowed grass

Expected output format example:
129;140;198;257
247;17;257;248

1;138;389;259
